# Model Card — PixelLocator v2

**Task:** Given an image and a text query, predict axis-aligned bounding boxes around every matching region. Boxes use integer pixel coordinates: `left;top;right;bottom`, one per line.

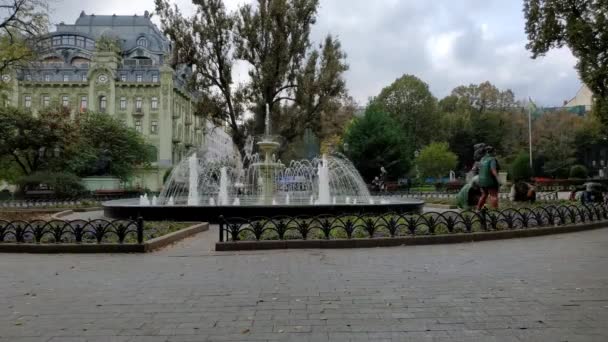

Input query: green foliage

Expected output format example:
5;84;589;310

0;107;153;181
369;74;439;150
440;81;523;171
0;106;77;175
533;111;583;177
17;172;86;198
510;152;533;182
95;35;122;54
569;164;588;179
523;0;608;125
66;112;154;180
342;108;411;181
414;142;458;180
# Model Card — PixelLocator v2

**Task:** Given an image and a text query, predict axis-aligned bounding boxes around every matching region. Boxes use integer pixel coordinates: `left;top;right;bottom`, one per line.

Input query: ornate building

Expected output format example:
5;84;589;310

0;11;202;191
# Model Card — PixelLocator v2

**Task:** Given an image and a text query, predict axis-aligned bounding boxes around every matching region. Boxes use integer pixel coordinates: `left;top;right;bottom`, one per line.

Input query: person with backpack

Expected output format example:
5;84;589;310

477;146;500;210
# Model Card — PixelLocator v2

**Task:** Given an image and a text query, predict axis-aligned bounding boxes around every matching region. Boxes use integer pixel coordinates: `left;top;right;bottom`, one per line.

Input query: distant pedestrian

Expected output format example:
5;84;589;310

477;146;500;210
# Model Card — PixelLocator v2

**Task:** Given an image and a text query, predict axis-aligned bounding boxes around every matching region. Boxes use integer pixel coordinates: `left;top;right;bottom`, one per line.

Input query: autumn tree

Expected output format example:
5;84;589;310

523;0;608;124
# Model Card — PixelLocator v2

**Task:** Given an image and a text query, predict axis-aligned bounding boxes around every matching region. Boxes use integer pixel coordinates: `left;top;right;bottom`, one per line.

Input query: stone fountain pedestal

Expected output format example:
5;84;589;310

254;140;284;205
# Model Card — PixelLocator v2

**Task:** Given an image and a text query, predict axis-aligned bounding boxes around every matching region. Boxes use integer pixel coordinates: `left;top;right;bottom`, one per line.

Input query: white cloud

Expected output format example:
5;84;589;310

49;0;582;107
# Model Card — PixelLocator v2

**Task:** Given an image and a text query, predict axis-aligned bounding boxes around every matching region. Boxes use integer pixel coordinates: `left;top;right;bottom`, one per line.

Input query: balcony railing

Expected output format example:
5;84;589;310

133;107;144;116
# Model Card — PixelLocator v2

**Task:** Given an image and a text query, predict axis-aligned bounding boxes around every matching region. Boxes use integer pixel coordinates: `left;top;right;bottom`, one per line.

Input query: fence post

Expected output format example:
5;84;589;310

480;207;488;231
219;215;224;242
137;217;144;244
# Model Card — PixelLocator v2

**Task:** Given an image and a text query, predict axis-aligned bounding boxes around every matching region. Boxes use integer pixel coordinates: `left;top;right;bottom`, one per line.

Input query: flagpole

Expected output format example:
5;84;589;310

528;98;533;170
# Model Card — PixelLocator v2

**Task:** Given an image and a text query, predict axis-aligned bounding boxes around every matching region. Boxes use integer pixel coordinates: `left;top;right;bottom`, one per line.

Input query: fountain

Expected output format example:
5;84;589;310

103;104;424;222
317;155;330;205
187;155;199;206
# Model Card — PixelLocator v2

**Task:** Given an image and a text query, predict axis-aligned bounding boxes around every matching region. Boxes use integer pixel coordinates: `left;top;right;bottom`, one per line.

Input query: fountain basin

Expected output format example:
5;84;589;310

102;198;425;223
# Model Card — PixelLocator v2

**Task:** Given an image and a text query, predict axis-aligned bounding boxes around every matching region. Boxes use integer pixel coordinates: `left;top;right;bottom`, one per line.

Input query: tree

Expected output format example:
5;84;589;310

439;81;526;172
523;0;608;124
155;0;349;155
414;142;458;180
510;151;533;181
451;81;516;112
0;0;48;74
0;106;76;176
369;74;438;151
155;0;246;150
66;112;155;180
533;111;585;177
569;164;588;179
341;108;410;182
0;107;154;180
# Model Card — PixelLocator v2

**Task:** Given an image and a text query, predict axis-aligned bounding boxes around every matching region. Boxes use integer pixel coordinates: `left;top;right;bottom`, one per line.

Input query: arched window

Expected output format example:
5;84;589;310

137;37;148;48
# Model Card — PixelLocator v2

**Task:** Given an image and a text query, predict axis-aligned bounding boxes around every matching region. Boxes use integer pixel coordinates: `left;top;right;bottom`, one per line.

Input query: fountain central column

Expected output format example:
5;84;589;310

187;155;200;206
318;154;330;204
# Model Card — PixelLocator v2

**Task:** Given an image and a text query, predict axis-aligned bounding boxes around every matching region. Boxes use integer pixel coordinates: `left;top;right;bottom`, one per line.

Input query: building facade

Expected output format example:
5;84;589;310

0;11;203;191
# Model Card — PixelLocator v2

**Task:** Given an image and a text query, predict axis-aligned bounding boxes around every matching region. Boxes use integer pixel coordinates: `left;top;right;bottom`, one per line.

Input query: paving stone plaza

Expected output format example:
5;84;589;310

1;226;607;342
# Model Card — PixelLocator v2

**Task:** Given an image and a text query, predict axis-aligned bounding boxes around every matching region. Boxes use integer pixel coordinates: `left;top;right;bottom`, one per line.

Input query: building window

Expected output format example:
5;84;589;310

99;96;107;112
136;74;142;83
151;120;158;134
24;74;31;81
61;95;69;108
120;97;127;110
135;119;142;133
24;96;31;108
121;74;127;82
52;36;61;46
82;74;87;82
76;36;85;47
137;37;148;48
152;74;158;83
63;74;69;82
80;96;87;112
135;97;143;112
151;97;158;110
42;95;50;107
44;74;50;82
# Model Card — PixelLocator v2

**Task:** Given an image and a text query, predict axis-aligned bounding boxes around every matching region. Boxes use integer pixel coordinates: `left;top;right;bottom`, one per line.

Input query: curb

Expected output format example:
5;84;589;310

51;207;103;220
215;221;608;251
425;203;458;210
0;223;209;254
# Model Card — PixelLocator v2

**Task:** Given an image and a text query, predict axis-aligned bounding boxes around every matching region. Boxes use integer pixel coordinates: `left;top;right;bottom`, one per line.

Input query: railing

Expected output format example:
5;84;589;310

219;203;608;242
370;191;560;201
0;194;141;209
0;218;144;244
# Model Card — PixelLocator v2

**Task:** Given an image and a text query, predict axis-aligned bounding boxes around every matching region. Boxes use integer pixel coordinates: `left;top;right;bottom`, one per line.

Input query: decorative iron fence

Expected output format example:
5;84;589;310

0;194;149;209
0;218;144;244
371;191;559;201
219;203;608;242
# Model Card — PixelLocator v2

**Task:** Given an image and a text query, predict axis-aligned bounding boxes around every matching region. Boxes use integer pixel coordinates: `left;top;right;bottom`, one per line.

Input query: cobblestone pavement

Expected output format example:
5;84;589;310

1;228;608;342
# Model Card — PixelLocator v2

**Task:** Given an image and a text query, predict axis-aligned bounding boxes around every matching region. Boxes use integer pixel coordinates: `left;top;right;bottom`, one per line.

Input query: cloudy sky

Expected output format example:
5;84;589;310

49;0;582;106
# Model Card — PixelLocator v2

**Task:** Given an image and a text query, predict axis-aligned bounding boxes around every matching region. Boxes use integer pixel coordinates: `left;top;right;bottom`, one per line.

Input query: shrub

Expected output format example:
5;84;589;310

17;172;87;198
510;152;532;182
569;164;588;179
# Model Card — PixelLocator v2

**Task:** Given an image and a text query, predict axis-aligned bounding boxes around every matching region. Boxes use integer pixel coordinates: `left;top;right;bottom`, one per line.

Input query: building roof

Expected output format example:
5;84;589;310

55;11;168;54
